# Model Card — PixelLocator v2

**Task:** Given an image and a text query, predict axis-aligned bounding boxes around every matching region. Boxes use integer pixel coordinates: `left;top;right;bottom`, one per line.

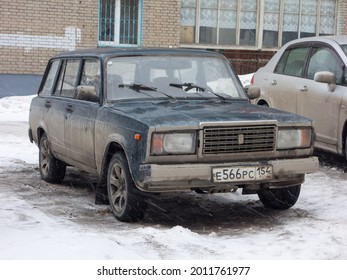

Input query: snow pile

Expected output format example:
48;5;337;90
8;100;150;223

0;95;34;122
238;73;253;87
0;96;37;166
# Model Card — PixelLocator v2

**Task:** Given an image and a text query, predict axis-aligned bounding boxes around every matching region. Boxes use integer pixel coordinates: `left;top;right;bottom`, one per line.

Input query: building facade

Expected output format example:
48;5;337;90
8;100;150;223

0;0;346;75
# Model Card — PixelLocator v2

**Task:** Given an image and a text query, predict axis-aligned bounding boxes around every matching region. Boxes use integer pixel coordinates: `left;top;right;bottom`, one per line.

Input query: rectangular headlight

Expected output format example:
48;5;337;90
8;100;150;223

151;132;196;155
277;128;312;149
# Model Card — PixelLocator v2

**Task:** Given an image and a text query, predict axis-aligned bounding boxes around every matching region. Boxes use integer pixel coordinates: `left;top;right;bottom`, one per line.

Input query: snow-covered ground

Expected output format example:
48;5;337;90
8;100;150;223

0;82;347;264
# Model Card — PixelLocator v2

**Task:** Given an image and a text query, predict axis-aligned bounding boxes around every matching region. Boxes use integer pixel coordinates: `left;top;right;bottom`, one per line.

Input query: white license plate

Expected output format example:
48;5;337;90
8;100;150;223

212;166;273;183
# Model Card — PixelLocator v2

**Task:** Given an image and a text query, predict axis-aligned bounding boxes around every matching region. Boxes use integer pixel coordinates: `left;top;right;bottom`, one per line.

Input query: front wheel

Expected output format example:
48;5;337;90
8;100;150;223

258;185;301;210
107;153;147;222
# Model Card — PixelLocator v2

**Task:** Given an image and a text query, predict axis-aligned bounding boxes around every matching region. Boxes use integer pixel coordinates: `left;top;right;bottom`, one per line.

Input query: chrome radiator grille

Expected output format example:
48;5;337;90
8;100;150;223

202;125;276;154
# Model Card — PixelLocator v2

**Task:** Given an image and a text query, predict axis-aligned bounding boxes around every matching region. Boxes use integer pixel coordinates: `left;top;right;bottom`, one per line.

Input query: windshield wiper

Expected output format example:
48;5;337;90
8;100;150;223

170;82;205;92
119;83;157;92
170;82;226;100
119;83;176;100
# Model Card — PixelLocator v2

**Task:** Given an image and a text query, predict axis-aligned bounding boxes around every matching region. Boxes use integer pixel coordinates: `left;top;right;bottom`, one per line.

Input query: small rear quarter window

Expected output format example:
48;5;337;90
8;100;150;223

39;60;60;96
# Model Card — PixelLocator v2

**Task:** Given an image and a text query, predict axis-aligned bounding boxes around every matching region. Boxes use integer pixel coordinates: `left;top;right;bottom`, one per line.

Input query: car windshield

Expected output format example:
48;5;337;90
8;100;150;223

341;44;347;57
106;55;246;101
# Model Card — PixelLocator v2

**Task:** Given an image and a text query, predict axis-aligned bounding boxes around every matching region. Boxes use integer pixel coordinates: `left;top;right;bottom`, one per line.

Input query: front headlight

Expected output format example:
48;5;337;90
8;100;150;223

277;128;312;149
151;132;196;155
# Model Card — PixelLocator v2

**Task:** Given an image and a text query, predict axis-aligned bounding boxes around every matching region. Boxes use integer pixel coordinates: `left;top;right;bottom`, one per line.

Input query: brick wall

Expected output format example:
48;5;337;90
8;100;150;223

0;0;98;75
1;0;346;75
0;0;181;75
142;0;180;48
221;49;276;75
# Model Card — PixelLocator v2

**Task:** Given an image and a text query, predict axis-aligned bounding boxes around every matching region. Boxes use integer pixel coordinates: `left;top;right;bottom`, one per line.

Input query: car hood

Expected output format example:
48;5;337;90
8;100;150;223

107;99;312;127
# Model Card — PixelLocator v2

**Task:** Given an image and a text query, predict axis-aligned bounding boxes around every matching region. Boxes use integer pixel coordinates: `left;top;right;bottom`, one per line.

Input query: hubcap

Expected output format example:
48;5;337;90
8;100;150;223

109;162;127;213
40;139;50;177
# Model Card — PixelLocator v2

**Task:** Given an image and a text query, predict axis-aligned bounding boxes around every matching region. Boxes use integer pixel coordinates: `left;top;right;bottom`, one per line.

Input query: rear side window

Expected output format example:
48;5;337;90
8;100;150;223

54;59;81;98
306;47;343;84
39;60;60;96
274;47;309;77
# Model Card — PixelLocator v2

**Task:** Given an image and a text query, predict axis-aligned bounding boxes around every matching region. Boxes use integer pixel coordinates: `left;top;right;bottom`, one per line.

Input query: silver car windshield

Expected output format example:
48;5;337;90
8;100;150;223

106;55;246;101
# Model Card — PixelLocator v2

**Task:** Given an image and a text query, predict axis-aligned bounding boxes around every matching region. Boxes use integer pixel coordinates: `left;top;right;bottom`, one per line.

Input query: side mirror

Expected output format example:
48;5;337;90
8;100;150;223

314;71;336;92
76;85;100;102
246;85;261;100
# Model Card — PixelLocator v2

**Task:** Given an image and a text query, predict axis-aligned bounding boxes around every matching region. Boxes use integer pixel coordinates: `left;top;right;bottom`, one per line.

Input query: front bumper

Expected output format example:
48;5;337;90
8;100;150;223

137;156;319;192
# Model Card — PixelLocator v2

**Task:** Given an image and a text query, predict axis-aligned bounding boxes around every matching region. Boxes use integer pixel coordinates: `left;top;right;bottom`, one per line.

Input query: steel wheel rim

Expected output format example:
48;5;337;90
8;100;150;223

40;139;50;177
109;162;127;213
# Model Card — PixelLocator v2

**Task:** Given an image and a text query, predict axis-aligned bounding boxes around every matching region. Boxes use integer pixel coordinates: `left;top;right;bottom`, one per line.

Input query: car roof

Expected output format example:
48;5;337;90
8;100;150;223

52;48;225;60
262;35;347;71
284;35;347;47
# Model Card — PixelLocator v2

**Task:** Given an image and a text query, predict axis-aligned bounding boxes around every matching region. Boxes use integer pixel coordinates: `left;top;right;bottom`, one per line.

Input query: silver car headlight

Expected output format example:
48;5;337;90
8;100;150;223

151;132;196;155
277;128;312;149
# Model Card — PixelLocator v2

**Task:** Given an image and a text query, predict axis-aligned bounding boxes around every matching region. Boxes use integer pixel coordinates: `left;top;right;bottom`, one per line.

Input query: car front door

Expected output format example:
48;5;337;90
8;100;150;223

297;46;345;148
63;59;100;171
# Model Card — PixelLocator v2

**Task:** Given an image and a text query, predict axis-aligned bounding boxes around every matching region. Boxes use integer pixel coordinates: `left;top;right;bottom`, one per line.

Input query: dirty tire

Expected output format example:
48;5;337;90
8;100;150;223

39;133;66;183
258;185;301;210
107;153;147;222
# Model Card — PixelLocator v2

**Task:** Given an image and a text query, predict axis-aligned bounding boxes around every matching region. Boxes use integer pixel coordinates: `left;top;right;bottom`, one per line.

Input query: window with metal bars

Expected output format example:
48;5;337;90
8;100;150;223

99;0;141;47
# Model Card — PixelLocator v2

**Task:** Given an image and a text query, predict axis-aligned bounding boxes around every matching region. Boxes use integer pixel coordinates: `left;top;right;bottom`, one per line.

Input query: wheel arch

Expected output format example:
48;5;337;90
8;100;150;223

102;141;127;174
95;141;127;202
257;99;270;107
37;127;46;145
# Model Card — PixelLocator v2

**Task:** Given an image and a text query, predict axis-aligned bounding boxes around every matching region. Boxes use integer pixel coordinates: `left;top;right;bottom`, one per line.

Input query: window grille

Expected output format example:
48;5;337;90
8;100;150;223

99;0;141;47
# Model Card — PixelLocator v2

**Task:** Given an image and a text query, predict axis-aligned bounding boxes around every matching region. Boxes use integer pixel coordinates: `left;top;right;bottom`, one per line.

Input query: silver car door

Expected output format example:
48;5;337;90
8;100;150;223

267;46;310;113
297;46;344;147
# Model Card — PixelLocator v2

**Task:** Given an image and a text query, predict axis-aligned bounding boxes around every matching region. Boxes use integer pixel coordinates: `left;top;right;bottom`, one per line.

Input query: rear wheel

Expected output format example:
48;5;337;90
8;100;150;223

107;153;147;222
39;133;66;183
258;185;301;210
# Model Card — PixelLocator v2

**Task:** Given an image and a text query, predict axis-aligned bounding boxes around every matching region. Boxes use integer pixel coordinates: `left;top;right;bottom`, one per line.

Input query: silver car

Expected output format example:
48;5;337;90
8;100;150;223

252;36;347;160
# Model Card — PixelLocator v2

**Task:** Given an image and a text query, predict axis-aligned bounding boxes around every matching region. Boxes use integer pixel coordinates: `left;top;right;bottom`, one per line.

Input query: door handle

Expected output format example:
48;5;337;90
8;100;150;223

44;101;52;108
66;105;74;113
271;80;277;85
299;86;308;92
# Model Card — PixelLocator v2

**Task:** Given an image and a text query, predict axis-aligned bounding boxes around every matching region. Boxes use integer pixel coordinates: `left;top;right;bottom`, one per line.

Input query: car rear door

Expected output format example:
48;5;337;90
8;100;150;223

37;59;66;159
266;45;310;113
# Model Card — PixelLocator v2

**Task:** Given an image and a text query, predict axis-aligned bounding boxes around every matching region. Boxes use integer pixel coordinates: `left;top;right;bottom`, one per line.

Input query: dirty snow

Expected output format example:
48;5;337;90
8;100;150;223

0;77;346;271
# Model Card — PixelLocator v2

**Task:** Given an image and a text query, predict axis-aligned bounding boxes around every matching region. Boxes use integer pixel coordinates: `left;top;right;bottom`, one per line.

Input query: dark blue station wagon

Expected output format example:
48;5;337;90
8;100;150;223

28;48;318;222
